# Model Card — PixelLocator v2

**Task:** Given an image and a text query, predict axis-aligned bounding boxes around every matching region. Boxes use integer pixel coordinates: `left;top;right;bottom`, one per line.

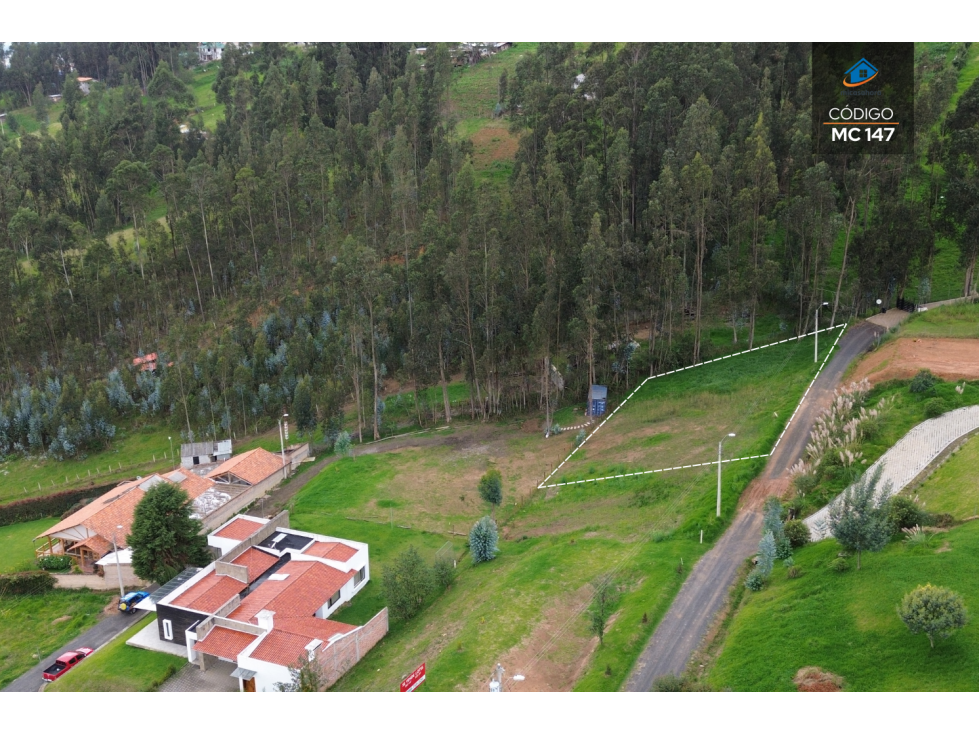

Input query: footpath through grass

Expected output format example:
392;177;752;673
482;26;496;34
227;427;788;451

0;589;112;689
709;520;979;691
45;614;180;692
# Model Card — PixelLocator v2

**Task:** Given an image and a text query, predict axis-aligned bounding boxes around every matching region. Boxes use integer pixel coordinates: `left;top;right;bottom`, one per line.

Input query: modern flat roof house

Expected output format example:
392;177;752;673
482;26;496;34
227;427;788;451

139;512;385;691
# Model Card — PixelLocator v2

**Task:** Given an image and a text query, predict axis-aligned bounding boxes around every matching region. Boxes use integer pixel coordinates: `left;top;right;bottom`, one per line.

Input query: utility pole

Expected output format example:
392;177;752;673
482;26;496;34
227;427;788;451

168;436;174;468
278;413;289;481
717;433;736;518
112;525;125;600
815;302;829;362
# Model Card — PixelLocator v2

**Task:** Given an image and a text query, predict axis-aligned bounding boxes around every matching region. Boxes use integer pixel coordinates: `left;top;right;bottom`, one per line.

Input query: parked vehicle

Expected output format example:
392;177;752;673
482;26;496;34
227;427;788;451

42;648;94;681
119;590;150;614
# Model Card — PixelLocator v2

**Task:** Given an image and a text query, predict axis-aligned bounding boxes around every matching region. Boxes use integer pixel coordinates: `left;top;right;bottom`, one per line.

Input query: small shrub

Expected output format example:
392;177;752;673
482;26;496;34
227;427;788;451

794;666;844;692
641;612;649;624
787;565;802;579
909;369;939;394
925;512;956;528
605;664;612;677
744;569;766;591
477;469;503;506
792;472;820;496
574;429;587;448
898;584;969;648
433;556;455;589
902;525;938;550
652;673;684;692
828;557;850;573
924;398;950;418
38;555;73;572
888;496;923;530
333;431;353;457
469;516;499;564
784;519;811;548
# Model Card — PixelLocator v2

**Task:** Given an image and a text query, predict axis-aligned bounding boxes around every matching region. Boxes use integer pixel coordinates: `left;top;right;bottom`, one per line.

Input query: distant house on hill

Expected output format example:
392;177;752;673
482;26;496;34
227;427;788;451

76;77;95;95
199;42;225;63
132;352;158;372
181;440;233;468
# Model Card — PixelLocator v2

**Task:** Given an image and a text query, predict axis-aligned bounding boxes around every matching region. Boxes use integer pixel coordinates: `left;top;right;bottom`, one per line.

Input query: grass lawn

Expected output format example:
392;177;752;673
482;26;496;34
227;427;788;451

45;614;181;692
0;518;58;573
553;330;833;486
0;589;112;688
899;301;979;339
909;434;979;519
708;520;979;691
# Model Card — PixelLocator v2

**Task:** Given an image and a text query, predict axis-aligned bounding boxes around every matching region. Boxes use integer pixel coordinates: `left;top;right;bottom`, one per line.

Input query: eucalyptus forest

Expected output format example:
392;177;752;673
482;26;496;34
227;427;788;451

0;41;977;462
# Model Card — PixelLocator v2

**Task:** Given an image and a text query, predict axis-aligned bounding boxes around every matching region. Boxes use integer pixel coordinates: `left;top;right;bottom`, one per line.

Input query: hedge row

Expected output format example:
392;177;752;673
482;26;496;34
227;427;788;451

0;483;116;527
0;570;56;595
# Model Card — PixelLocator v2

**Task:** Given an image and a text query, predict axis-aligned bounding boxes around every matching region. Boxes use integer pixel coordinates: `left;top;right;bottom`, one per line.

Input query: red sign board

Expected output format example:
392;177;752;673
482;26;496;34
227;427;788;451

400;663;426;692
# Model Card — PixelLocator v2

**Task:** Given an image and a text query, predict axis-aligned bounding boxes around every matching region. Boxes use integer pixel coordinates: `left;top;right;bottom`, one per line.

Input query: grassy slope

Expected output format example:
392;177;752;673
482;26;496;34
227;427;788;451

709;520;979;691
909;434;979;519
899;300;979;339
289;332;831;691
554;330;832;484
0;518;58;573
44;613;180;692
0;589;112;688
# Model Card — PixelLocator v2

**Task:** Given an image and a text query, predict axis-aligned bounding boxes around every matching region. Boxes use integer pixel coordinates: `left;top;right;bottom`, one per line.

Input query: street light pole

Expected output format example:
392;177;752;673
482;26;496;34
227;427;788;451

278;413;289;481
717;433;736;518
112;525;125;600
815;302;829;363
168;436;174;468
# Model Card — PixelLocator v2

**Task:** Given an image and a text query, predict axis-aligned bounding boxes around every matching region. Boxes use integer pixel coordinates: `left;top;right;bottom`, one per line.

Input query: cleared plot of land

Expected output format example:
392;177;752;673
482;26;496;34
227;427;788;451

0;589;112;688
708;520;979;691
909;434;979;519
553;333;834;486
851;338;979;385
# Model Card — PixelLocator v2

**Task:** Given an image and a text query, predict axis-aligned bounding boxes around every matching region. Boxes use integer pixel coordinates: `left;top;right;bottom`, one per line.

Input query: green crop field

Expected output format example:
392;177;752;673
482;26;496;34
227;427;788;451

709;520;979;691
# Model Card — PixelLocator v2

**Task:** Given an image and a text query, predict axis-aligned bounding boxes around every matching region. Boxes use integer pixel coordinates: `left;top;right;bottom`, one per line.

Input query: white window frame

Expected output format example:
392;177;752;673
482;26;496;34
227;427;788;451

355;567;366;585
162;619;174;641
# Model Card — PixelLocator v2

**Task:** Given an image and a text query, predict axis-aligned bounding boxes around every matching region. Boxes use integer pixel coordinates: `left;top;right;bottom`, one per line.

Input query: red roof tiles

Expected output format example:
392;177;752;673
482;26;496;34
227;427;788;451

207;448;284;486
231;547;278;579
194;627;258;661
248;618;357;666
230;561;354;625
303;541;359;562
214;517;266;541
172;572;246;614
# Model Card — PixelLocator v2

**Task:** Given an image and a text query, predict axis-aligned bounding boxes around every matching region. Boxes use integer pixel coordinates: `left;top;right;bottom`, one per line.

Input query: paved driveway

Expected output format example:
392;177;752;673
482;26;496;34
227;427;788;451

157;659;239;692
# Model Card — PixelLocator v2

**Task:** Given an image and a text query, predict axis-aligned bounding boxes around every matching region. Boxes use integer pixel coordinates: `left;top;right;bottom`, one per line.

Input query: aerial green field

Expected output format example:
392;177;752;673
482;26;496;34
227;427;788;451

708;520;979;691
898;301;979;339
910;434;979;520
0;518;58;573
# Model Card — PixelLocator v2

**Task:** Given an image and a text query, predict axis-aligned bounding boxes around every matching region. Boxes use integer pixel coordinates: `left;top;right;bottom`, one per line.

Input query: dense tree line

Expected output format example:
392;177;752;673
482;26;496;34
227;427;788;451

0;42;975;460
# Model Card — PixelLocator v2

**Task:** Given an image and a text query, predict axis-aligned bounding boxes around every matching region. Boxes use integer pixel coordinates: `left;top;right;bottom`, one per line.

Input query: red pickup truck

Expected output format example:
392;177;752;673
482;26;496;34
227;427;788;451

42;648;94;682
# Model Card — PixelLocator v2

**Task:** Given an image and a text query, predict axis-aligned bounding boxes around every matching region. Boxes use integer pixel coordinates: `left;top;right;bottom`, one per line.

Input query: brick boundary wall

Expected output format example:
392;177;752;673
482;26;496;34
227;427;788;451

318;607;389;690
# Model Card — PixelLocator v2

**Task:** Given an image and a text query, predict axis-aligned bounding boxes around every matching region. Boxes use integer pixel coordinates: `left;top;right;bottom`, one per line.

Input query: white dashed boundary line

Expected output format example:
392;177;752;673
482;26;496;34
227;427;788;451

536;324;848;490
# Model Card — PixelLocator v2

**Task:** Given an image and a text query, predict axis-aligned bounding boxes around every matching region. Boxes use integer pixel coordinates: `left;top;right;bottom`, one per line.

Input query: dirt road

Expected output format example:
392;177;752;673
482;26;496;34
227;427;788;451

624;321;883;691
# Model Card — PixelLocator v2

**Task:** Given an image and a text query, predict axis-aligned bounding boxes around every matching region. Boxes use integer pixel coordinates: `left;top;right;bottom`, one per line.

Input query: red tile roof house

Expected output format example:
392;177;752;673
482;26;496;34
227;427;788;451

144;512;387;691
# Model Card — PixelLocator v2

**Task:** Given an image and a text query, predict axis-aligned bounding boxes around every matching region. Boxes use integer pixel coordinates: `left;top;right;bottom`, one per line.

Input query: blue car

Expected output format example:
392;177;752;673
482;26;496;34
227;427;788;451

118;590;150;614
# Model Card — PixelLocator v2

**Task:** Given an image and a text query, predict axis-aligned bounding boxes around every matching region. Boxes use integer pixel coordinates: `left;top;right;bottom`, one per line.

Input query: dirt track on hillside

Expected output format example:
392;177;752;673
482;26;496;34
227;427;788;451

850;337;979;385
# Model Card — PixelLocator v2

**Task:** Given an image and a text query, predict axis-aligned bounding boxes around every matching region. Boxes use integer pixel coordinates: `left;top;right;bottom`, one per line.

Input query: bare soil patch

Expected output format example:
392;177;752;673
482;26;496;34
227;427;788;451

479;585;605;692
794;666;844;692
739;477;790;511
851;337;979;384
471;123;519;168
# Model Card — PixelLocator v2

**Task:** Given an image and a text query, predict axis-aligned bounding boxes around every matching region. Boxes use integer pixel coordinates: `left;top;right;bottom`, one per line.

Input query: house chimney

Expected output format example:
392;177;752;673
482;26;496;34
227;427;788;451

305;639;322;661
256;610;275;631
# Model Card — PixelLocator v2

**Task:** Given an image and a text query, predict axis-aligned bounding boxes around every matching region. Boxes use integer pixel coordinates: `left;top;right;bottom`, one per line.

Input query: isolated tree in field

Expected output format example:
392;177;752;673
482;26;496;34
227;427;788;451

477;468;503;507
828;463;893;569
275;650;324;691
469;516;499;564
898;584;969;648
128;482;211;585
382;546;434;622
588;573;620;646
